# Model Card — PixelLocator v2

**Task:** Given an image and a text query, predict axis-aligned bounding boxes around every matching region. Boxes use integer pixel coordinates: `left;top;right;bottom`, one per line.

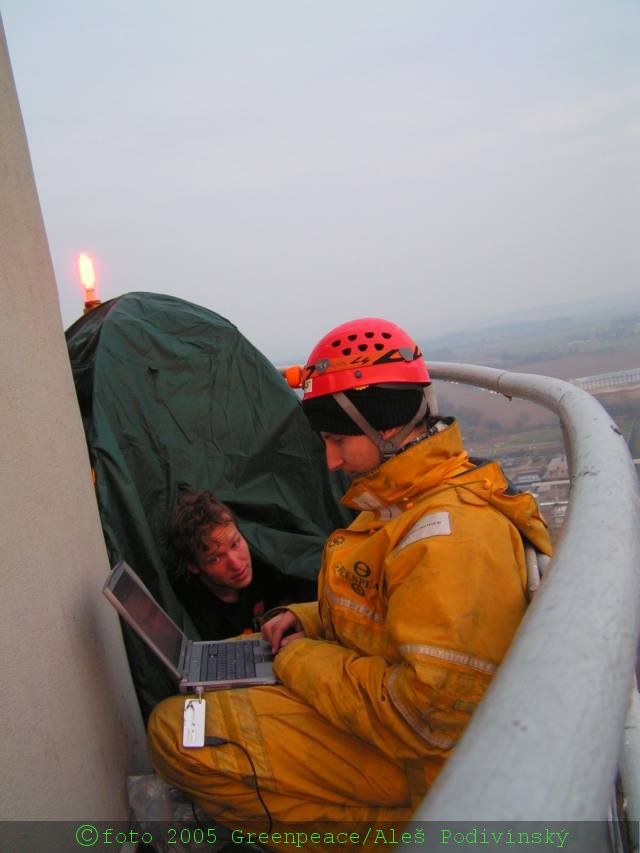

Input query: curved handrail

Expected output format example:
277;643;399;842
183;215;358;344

409;363;640;830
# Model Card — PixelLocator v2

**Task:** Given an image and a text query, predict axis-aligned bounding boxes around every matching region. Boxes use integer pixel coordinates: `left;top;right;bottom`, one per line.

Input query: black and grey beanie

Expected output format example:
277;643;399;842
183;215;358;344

302;386;427;435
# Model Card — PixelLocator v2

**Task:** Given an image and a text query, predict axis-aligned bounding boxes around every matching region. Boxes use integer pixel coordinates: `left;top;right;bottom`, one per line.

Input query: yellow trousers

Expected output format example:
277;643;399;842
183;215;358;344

148;685;417;850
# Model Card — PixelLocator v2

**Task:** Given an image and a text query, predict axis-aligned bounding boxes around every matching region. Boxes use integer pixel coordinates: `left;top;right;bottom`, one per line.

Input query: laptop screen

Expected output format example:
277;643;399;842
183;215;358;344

109;568;183;666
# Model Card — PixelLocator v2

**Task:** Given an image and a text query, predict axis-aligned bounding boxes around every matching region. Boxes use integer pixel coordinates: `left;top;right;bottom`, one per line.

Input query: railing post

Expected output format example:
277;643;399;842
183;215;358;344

405;363;640;841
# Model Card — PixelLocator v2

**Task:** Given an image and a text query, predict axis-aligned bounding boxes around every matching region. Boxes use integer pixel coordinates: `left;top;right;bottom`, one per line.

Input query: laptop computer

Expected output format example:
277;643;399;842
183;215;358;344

103;560;277;693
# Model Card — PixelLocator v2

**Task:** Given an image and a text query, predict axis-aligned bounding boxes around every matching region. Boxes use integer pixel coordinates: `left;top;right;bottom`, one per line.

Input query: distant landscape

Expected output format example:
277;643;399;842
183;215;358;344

420;290;640;439
415;292;640;537
423;290;640;367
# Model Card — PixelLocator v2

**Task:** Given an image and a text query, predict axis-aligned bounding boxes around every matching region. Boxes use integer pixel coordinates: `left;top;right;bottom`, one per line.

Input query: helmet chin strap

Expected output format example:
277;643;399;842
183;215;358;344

333;390;429;462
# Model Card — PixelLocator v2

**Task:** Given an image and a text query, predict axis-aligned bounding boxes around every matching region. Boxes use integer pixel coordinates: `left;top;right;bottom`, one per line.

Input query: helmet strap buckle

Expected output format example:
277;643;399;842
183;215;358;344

333;391;430;462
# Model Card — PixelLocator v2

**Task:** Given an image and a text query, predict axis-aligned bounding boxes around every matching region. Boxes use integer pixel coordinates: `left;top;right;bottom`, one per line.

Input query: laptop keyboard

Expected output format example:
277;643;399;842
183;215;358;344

201;640;258;681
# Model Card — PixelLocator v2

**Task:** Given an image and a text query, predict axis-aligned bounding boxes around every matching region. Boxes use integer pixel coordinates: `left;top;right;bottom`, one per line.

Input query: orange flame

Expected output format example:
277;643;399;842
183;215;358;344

78;252;96;291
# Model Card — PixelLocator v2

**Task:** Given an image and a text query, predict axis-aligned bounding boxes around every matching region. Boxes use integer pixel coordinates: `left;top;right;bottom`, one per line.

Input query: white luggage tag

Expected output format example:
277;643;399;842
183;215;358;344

183;697;206;748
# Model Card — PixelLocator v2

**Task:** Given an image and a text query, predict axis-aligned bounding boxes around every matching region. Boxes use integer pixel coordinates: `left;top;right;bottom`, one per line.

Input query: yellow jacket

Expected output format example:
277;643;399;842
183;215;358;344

148;419;553;833
277;420;552;785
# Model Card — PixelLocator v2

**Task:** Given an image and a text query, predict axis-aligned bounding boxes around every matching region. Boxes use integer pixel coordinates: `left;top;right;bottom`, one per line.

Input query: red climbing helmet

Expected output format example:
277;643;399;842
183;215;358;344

296;317;430;400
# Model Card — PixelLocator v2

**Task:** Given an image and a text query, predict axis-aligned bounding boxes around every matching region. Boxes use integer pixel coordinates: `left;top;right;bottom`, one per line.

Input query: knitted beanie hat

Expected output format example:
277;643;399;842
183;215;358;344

302;386;426;435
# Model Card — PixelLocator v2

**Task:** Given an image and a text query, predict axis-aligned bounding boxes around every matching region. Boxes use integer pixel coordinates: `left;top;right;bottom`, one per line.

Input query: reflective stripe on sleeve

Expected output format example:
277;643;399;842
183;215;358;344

399;643;497;675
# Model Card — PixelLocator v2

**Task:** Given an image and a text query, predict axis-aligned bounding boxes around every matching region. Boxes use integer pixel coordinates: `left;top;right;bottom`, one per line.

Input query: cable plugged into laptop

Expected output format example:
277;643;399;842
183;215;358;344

183;686;272;830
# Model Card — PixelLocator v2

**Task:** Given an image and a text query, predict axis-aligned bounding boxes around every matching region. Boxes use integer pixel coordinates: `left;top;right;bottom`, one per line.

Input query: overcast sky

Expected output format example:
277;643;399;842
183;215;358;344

3;1;639;361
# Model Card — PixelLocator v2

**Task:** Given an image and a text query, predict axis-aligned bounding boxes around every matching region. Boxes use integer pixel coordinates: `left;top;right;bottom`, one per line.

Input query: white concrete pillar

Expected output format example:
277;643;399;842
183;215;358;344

0;15;149;823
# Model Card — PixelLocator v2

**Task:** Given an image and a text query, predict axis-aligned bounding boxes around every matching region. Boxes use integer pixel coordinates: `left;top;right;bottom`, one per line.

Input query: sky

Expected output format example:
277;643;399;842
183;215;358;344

2;1;639;362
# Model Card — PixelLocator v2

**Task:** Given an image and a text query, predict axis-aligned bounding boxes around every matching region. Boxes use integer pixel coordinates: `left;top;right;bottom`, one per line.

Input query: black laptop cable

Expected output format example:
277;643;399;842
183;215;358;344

188;735;273;836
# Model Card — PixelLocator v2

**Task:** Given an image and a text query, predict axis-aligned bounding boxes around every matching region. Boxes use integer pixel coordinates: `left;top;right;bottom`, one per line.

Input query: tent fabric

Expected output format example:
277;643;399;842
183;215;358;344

65;292;352;716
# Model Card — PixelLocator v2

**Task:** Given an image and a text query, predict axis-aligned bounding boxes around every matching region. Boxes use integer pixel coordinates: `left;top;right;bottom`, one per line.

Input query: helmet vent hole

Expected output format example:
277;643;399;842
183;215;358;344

364;331;374;338
382;332;392;339
358;344;368;352
347;334;357;341
331;339;341;348
374;343;384;351
342;347;352;356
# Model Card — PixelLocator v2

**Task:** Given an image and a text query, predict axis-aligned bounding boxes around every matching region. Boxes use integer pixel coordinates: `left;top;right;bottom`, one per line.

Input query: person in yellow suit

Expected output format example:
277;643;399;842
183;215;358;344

148;317;552;839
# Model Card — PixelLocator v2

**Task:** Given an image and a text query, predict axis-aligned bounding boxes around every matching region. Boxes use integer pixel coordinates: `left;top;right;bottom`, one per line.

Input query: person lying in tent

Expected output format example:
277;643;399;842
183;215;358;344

149;318;552;831
168;487;287;639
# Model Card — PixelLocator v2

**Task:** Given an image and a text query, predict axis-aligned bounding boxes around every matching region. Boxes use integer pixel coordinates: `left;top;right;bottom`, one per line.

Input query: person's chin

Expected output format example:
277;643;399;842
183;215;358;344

346;467;370;479
235;569;252;589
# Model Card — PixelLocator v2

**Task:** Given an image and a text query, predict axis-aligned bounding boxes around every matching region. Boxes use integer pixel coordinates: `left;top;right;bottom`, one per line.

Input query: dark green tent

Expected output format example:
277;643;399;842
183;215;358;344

66;292;352;716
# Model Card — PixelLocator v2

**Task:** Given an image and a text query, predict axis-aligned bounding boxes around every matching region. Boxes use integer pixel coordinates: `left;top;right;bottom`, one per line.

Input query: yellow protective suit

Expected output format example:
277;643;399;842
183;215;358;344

148;420;552;840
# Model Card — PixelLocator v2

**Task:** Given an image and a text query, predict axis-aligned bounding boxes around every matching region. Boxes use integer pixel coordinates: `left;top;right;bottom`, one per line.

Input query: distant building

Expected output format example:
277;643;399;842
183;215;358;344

572;368;640;402
544;455;569;480
513;471;541;486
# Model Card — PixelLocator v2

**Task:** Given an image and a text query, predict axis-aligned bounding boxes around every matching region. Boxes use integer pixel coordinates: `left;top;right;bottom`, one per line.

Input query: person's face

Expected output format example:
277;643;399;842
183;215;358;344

320;432;382;476
189;522;252;600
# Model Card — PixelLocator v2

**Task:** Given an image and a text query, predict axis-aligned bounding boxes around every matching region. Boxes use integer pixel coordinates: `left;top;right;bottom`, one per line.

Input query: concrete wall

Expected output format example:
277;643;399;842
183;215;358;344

0;17;149;821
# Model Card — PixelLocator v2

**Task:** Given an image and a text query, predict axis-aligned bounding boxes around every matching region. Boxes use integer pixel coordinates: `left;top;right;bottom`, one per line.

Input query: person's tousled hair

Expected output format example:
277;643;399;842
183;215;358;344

168;486;237;578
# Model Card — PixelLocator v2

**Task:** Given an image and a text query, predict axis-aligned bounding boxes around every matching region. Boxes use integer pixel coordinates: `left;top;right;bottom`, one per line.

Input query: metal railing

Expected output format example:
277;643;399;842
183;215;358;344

409;363;640;841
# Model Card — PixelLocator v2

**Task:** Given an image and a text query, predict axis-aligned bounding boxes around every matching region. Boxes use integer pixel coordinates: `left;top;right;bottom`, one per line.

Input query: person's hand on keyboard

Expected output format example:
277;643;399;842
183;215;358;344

261;610;304;654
